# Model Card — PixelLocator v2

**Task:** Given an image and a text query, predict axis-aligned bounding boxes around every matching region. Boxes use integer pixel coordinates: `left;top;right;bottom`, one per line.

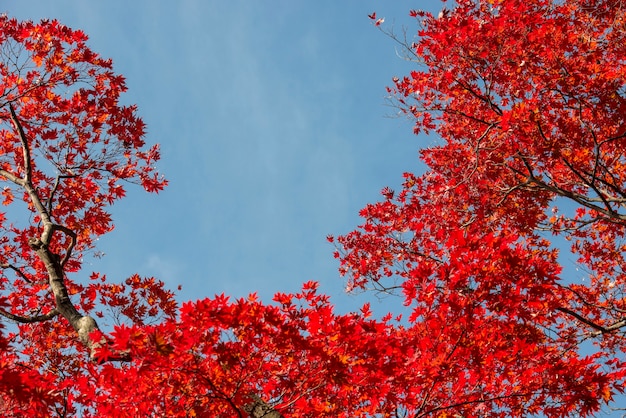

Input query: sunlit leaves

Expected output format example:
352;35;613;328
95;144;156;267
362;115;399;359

2;1;625;417
0;15;168;416
336;0;626;415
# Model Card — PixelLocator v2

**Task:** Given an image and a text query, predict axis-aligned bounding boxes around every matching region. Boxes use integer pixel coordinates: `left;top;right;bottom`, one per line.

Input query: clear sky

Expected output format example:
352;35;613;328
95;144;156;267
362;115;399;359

5;1;440;316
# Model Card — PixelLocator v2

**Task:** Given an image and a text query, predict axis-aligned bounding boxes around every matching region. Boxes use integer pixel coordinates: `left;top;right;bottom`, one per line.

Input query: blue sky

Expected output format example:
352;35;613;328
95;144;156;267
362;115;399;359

6;1;439;316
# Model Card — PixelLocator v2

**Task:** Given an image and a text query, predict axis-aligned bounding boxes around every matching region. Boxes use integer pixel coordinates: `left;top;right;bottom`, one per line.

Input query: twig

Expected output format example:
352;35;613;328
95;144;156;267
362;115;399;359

0;308;59;323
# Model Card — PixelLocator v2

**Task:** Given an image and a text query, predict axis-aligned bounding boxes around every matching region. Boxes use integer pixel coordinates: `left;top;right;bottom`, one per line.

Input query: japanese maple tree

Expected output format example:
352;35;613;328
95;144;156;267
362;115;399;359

0;15;401;418
335;0;626;415
0;14;172;415
2;0;626;416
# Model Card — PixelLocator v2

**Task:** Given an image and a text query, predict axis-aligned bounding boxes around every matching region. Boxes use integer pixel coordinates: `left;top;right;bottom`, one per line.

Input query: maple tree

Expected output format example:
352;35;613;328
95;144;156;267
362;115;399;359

335;0;626;415
0;14;395;418
1;0;625;416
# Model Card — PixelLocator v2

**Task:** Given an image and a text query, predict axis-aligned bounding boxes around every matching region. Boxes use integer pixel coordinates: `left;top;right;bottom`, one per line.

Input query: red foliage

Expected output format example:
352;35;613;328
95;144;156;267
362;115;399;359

0;1;625;416
336;0;626;415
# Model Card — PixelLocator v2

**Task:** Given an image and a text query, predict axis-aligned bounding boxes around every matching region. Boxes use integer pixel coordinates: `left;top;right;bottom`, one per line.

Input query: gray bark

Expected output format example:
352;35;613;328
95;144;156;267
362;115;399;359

1;103;126;361
243;394;284;418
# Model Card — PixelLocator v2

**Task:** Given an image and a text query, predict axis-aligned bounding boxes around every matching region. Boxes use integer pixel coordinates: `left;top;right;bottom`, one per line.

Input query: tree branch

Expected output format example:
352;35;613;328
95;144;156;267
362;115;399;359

560;156;616;216
514;153;626;222
0;262;34;283
51;223;77;269
8;103;32;184
47;174;70;216
556;306;626;337
9;104;127;362
243;394;284;418
556;306;608;333
0;308;59;323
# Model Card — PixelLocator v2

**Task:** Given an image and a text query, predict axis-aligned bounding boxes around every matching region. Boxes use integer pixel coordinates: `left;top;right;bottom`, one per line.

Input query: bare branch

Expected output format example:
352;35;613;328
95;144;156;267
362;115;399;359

0;308;58;323
560;156;616;216
0;167;24;186
7;103;56;235
0;262;34;283
514;153;626;222
51;224;77;269
8;102;32;184
46;174;72;216
556;306;626;338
